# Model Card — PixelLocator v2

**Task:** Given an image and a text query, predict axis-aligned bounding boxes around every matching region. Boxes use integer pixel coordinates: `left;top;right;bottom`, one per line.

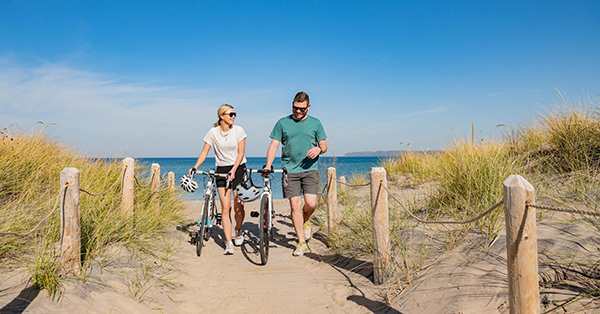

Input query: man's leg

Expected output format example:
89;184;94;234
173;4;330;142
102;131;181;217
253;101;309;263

303;194;317;222
289;196;305;243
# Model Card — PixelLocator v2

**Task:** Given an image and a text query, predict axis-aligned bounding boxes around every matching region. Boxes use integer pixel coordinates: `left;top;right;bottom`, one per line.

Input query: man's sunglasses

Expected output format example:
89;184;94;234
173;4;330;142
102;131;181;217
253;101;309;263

292;106;308;112
224;112;237;117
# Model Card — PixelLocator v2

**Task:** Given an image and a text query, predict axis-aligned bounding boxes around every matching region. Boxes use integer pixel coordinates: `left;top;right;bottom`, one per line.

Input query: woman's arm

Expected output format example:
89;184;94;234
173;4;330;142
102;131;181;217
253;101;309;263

229;138;246;180
189;143;211;175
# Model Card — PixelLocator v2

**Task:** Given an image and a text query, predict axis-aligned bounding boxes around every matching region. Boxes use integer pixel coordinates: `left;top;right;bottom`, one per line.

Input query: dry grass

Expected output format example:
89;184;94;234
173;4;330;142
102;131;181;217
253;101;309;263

323;96;600;307
0;126;184;298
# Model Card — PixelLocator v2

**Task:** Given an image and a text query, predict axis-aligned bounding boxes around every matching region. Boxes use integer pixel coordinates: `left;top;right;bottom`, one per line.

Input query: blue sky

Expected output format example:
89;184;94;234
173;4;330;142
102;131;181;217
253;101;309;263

1;0;599;157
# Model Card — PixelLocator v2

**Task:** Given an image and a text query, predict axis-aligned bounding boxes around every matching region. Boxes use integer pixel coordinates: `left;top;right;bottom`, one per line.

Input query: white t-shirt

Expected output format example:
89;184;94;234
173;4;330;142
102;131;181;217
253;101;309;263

203;125;247;166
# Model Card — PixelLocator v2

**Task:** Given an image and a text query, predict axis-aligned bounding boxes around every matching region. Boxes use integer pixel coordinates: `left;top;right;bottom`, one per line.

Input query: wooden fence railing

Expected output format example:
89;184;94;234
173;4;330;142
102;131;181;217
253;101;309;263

326;166;541;313
47;158;173;276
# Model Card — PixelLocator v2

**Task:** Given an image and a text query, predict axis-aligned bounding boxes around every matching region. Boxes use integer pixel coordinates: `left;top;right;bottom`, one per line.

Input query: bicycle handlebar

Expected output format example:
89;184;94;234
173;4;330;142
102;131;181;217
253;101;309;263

249;169;285;174
193;170;229;179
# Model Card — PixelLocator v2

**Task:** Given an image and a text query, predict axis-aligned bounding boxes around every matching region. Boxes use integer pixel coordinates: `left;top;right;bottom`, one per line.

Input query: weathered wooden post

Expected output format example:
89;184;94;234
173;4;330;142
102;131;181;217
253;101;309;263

339;176;347;194
327;167;338;233
150;163;160;209
121;157;135;217
168;171;175;191
60;167;81;276
503;175;539;314
370;167;389;285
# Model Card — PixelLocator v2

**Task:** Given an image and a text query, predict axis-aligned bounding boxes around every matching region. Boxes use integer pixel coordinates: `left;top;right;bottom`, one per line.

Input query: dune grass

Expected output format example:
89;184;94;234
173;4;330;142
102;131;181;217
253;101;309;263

0;127;184;298
322;96;600;306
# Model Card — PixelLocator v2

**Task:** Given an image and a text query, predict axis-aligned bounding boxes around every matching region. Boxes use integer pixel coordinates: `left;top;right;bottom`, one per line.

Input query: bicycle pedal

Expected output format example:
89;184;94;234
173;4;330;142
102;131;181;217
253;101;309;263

250;211;259;217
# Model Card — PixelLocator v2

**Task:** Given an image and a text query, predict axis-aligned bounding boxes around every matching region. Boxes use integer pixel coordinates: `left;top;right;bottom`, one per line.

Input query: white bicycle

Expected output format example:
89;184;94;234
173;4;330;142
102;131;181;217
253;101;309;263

246;168;285;265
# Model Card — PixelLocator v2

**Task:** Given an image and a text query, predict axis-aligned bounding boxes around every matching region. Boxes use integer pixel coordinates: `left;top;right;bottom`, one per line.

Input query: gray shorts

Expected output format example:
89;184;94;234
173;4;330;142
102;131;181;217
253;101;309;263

283;170;319;198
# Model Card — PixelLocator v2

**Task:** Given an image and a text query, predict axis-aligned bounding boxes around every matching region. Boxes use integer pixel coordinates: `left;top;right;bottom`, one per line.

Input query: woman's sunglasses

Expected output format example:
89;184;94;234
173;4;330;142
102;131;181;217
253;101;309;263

224;112;237;117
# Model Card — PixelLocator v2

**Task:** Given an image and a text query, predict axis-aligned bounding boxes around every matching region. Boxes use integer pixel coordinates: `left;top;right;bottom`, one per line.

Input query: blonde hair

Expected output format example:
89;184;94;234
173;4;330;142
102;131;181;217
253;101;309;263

214;104;234;127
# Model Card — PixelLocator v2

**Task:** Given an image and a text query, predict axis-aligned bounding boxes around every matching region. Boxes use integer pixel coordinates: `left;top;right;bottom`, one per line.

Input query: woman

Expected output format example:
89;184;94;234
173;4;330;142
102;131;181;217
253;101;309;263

189;104;247;255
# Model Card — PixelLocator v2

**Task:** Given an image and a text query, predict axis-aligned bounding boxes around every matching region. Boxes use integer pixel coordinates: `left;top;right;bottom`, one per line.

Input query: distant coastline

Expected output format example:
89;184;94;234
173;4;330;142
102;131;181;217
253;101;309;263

344;150;441;157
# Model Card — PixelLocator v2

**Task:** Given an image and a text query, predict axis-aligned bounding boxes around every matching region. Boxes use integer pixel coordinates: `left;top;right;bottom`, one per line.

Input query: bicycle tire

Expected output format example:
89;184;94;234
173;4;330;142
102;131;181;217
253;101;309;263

203;193;214;242
258;193;270;265
196;195;210;257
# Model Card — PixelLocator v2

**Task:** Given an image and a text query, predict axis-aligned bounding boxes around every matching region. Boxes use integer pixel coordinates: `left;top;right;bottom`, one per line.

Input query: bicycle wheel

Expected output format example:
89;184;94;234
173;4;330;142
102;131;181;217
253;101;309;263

196;195;210;257
258;193;270;265
203;194;214;242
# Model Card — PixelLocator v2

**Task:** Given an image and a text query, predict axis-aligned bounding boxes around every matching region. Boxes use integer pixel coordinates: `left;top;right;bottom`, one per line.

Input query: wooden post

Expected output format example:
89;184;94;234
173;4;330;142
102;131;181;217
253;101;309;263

327;167;338;233
339;176;346;194
370;167;390;285
60;167;81;276
503;175;539;314
121;157;135;217
150;163;160;209
168;171;175;191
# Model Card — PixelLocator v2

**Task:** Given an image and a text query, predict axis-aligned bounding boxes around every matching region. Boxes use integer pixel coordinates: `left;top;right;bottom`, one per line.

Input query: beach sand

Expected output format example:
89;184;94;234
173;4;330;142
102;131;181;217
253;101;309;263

0;199;390;314
2;186;600;313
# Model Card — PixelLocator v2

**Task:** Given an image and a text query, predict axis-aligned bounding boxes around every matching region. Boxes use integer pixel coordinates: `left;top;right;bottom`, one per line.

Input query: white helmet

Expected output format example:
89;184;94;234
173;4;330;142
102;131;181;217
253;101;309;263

180;174;199;193
236;171;263;202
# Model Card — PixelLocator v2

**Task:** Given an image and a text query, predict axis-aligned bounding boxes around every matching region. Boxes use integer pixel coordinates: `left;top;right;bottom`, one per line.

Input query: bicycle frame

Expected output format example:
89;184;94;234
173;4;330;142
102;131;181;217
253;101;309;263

192;170;228;257
248;168;285;265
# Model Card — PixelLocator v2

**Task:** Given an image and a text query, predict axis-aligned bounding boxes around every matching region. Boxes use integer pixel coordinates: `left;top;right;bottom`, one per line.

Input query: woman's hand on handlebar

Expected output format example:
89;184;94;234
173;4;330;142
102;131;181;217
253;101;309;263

189;167;197;176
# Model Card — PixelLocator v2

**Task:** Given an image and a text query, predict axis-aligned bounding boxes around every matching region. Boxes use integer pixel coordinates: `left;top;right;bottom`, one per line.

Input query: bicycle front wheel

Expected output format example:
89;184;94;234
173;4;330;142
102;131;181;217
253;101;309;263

258;193;271;265
196;195;210;257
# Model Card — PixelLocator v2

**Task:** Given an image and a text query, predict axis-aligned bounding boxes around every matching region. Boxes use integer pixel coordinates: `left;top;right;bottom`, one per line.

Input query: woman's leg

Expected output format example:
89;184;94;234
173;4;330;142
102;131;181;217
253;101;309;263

218;187;232;242
233;192;245;232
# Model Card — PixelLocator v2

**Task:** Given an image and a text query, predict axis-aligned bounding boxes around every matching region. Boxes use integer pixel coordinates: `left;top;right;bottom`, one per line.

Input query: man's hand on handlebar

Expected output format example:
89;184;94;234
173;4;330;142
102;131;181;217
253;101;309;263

261;165;273;177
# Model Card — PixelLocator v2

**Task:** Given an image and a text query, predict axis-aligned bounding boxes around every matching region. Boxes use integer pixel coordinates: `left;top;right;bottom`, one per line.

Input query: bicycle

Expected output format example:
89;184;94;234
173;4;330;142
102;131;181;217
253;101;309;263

246;168;285;265
189;170;229;257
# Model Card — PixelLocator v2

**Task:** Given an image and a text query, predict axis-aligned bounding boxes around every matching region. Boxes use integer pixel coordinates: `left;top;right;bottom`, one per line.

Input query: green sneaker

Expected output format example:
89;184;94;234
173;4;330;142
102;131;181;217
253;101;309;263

293;242;310;256
304;221;312;241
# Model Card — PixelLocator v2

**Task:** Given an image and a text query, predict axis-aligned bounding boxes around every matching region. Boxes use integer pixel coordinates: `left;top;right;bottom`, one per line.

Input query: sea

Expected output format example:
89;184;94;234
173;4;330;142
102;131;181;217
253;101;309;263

136;156;385;200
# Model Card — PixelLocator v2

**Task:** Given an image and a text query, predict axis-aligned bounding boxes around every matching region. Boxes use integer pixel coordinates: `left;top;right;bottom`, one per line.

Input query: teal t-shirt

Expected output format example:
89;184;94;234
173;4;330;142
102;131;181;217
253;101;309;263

270;115;327;174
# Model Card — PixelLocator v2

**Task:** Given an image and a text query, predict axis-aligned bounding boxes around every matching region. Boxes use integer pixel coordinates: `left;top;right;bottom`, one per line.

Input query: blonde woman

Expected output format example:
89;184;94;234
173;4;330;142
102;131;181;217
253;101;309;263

189;104;247;255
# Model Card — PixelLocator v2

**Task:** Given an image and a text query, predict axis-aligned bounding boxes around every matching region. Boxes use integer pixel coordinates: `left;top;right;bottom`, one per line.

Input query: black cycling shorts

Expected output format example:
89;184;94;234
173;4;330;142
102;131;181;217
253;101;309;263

215;163;247;189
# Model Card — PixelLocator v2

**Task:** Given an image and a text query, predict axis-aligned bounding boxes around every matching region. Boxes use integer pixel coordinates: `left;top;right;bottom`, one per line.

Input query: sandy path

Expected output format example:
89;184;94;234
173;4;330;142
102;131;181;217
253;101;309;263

161;199;370;314
0;199;393;314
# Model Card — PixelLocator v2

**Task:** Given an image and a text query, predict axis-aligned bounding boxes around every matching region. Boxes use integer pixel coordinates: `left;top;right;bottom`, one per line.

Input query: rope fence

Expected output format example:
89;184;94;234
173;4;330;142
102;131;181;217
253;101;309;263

79;166;126;197
1;158;172;275
382;183;505;225
332;176;370;187
0;185;67;237
324;166;600;312
527;203;600;217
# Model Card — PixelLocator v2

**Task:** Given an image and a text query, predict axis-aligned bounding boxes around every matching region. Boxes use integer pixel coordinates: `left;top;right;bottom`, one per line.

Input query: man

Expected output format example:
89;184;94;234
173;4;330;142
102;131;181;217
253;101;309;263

264;91;327;256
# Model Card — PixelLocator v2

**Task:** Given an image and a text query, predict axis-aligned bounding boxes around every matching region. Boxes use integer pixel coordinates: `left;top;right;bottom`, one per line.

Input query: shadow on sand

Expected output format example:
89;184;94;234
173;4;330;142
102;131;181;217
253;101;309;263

0;285;41;314
305;232;404;314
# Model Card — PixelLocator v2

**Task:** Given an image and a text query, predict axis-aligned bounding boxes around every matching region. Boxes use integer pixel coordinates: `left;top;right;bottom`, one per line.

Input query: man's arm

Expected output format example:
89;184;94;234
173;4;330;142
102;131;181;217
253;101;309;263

307;139;327;159
265;139;280;170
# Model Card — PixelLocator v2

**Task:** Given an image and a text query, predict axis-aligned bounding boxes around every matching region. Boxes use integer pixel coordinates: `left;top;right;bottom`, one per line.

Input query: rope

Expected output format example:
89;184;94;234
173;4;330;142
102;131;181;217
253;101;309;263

382;183;504;225
527;204;600;217
79;166;126;197
134;173;152;188
0;185;67;237
321;175;332;195
332;177;370;187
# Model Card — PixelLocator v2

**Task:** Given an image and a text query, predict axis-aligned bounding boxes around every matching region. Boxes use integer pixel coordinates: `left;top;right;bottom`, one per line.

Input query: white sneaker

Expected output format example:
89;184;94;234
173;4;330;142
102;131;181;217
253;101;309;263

224;241;234;255
234;229;244;246
304;221;312;241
